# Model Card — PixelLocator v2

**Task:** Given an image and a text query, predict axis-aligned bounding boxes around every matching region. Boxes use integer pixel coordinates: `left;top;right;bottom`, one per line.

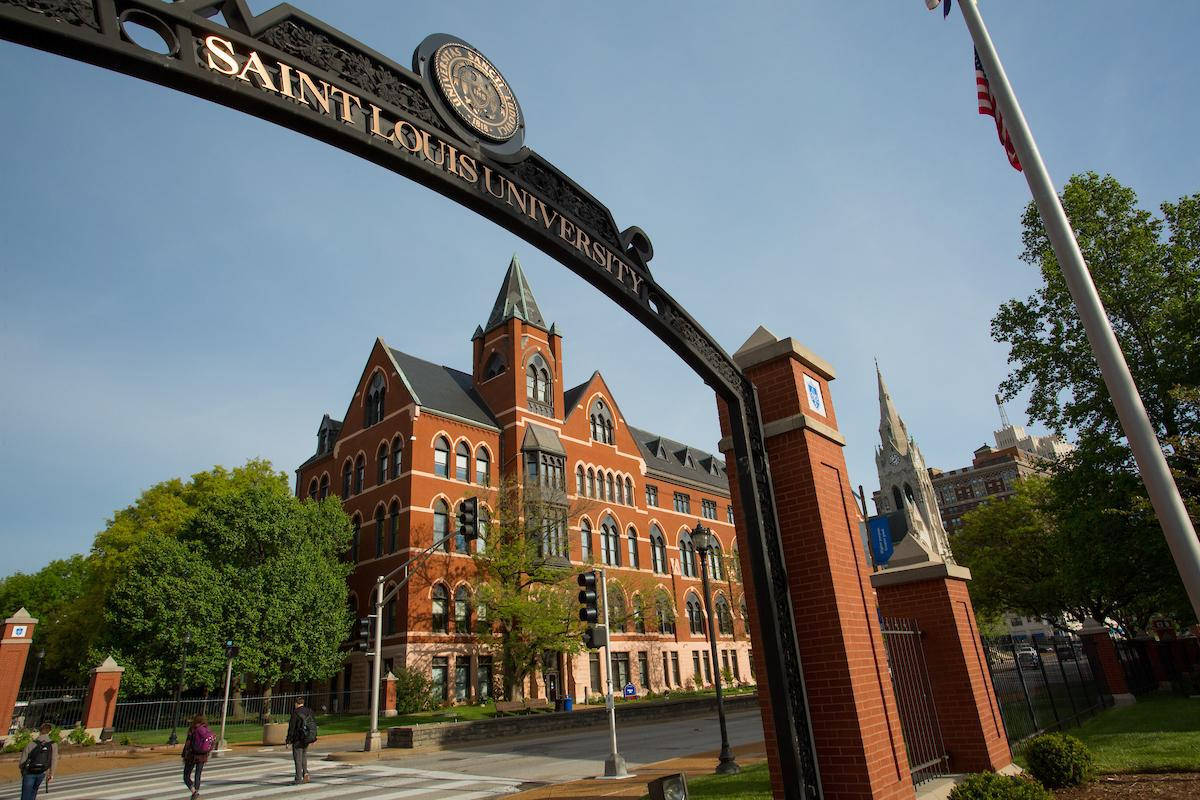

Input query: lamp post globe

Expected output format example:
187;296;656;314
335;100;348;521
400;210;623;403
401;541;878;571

31;647;46;696
690;522;740;775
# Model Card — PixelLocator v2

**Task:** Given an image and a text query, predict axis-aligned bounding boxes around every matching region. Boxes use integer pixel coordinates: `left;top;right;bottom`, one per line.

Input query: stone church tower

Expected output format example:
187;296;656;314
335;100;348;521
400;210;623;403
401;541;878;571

873;365;955;566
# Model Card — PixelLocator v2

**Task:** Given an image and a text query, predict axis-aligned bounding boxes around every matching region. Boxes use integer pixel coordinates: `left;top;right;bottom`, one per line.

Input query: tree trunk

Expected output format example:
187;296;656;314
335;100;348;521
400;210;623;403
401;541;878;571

259;685;273;723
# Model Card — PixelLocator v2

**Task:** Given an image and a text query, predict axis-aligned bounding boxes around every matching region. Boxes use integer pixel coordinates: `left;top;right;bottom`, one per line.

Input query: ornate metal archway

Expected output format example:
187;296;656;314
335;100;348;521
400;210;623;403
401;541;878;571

0;2;821;795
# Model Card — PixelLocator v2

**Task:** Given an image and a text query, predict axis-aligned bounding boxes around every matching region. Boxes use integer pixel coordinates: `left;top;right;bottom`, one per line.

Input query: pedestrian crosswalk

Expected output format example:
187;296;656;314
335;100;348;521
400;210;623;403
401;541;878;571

1;755;526;800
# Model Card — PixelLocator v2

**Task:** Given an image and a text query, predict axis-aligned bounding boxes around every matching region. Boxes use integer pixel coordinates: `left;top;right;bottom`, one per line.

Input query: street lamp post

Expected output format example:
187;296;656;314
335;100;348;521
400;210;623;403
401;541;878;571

167;631;191;746
691;522;740;775
31;648;46;695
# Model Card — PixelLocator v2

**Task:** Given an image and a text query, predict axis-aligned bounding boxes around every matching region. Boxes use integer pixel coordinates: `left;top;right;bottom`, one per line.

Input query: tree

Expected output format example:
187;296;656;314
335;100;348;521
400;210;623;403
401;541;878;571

469;477;586;700
94;461;353;696
0;555;91;682
993;173;1200;464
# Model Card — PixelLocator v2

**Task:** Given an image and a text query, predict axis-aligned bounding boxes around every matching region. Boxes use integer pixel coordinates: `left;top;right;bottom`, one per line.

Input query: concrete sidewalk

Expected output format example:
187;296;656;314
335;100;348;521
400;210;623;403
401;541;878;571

506;742;769;799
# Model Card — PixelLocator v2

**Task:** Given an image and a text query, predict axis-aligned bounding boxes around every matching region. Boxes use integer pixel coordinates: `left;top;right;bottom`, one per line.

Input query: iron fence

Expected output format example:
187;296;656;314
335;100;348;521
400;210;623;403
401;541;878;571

8;686;87;733
1157;637;1200;692
880;617;949;785
981;633;1107;748
1113;639;1156;695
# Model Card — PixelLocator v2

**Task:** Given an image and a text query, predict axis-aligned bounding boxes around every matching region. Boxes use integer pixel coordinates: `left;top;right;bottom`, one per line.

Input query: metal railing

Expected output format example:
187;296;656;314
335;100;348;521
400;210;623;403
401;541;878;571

111;689;377;738
981;633;1107;748
880;617;949;785
9;686;87;734
1113;639;1156;695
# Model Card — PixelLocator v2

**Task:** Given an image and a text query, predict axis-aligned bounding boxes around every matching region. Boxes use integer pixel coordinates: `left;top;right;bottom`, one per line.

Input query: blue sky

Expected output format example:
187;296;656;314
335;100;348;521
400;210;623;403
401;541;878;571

2;1;1197;574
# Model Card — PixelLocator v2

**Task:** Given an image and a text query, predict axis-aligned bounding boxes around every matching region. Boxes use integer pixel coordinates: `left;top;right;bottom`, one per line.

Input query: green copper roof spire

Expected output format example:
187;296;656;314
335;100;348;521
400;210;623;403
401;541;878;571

485;254;547;332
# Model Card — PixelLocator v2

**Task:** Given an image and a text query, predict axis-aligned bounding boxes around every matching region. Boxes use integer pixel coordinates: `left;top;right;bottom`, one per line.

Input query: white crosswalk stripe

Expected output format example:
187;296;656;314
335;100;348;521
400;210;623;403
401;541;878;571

1;756;525;800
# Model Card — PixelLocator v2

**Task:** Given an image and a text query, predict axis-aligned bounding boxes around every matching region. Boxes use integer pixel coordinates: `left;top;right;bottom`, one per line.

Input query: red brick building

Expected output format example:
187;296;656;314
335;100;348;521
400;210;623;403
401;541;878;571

295;256;752;706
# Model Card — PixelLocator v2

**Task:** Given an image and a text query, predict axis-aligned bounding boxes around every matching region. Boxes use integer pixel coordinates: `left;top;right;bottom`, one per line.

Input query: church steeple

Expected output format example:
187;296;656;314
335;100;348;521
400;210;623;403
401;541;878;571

877;362;909;456
484;254;547;333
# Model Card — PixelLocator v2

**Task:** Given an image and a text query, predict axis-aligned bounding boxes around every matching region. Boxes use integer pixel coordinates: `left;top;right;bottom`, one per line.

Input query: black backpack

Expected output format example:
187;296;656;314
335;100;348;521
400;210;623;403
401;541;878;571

298;712;318;745
25;740;52;774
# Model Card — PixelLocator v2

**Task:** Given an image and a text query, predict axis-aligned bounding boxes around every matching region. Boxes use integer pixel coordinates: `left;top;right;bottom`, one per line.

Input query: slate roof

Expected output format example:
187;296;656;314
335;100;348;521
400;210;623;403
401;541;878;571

386;348;499;430
484;254;547;332
563;379;590;413
522;423;567;455
627;425;728;489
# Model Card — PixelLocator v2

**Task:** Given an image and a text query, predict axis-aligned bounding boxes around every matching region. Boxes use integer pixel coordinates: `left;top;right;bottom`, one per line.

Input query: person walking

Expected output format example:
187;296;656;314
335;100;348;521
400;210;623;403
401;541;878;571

181;713;215;799
285;696;317;785
17;723;58;800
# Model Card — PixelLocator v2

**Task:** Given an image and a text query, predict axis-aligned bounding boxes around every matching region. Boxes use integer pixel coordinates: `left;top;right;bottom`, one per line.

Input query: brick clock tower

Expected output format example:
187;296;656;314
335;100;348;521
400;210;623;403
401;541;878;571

873;365;955;566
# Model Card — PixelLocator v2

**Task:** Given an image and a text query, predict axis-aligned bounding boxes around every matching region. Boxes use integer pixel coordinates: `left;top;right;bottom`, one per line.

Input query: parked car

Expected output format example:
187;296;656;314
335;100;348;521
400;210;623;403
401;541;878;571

1016;646;1041;669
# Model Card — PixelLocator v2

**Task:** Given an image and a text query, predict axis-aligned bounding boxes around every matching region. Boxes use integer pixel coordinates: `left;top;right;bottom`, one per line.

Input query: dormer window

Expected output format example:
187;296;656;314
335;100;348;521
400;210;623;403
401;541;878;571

590;399;614;444
364;372;385;427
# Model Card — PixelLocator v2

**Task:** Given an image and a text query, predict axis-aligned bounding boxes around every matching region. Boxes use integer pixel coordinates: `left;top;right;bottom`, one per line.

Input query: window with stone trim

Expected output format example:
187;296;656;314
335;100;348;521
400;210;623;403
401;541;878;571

365;372;386;427
391;436;403;479
650;526;667;573
701;499;717;520
673;492;690;514
434;437;450;478
645;485;658;507
455;441;470;482
432;584;449;633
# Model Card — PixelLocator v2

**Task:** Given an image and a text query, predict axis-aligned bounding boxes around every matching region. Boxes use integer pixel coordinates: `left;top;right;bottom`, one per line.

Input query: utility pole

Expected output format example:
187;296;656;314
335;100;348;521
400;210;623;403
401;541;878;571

364;578;384;753
598;568;629;778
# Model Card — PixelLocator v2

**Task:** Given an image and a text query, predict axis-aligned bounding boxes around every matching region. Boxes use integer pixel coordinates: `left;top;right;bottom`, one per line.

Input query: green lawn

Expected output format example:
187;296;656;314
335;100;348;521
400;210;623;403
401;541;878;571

661;762;771;800
1061;693;1200;773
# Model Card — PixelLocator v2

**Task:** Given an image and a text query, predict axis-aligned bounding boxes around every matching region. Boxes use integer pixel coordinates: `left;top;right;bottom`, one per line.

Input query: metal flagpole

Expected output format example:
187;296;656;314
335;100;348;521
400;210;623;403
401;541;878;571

957;0;1200;620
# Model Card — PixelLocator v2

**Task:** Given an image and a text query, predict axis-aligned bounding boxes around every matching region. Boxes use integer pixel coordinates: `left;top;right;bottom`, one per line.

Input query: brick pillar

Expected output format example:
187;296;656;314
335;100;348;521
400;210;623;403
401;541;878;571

873;563;1012;773
1079;621;1135;707
1140;638;1172;689
717;328;914;800
81;656;124;739
0;608;38;742
382;671;398;717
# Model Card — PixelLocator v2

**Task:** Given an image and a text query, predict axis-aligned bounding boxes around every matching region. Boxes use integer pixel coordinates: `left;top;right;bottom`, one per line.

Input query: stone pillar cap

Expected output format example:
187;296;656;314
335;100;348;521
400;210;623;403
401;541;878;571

1078;618;1110;635
91;656;125;674
5;607;38;625
383;671;397;681
732;326;836;380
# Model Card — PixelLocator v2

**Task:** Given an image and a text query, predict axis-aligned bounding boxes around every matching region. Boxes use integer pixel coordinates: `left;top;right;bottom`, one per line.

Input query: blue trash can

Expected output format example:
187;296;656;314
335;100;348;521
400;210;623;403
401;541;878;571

563;697;574;712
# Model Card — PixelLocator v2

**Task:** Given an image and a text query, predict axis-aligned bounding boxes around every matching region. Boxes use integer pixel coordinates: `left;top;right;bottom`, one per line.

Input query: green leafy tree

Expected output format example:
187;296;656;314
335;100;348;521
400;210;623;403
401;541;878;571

95;461;353;696
470;477;585;700
0;555;91;681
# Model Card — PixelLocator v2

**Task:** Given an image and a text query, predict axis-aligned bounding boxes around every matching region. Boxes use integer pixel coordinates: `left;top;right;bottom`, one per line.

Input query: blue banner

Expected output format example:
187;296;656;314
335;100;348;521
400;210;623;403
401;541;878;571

867;516;894;566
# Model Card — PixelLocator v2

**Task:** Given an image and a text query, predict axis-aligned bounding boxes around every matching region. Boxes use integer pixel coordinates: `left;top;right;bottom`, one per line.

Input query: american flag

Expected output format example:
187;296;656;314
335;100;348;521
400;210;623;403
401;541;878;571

975;48;1022;171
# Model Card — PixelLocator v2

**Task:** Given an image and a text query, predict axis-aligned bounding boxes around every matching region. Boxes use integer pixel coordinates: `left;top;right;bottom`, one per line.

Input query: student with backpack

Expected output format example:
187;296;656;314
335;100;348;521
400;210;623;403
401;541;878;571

181;713;215;799
284;696;317;785
18;722;57;800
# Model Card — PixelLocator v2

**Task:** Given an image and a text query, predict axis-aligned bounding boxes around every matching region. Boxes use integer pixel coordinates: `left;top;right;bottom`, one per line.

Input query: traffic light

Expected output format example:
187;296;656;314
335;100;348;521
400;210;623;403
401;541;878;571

458;497;479;541
224;639;239;659
357;616;373;652
577;571;599;624
582;624;608;650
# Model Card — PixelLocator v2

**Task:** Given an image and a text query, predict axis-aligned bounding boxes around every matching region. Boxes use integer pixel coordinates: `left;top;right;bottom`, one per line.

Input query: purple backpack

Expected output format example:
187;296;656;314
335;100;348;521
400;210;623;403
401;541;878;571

191;724;215;754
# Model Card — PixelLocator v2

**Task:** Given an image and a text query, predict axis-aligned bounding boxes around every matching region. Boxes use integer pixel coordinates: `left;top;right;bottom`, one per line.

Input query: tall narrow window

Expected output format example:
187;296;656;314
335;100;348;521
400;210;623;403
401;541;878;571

307;479;318;500
392;436;403;479
388;501;400;553
432;584;449;633
587;468;596;498
374;507;385;558
475;447;490;485
434;499;449;552
576;465;585;495
606;473;615;502
580;519;593;561
709;544;723;581
650;526;667;573
626;527;640;569
590;399;614;443
656;592;676;635
455;441;470;481
625;478;633;505
633;595;646;634
318;474;329;500
615;477;624;505
354;455;365;494
526;354;553;413
687;595;704;635
679;532;696;578
365;372;385;427
378;443;389;484
434;437;450;478
350;515;361;564
454;586;471;632
716;595;734;635
608;586;627;633
600;518;620;567
343;460;353;497
384;592;396;635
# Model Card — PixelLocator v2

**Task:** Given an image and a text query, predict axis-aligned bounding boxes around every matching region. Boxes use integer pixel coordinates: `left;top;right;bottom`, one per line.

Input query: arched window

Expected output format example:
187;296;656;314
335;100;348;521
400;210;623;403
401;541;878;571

431;584;449;633
307;479;318;500
615;477;623;505
455;441;470;482
526;353;552;408
391;436;403;479
580;519;593;561
686;594;705;636
350;514;361;563
632;594;646;634
655;591;676;634
709;543;724;582
365;372;385;427
739;595;749;629
477;506;489;553
384;589;397;636
650;526;667;573
475;446;490;485
378;443;389;485
606;473;615;502
354;455;365;494
729;544;740;582
590;399;614;444
434;437;450;478
483;351;506;378
600;517;620;567
374;506;386;558
607;585;627;633
342;460;352;497
576;465;585;495
454;586;471;632
904;482;916;503
892;485;904;510
679;532;697;578
388;501;400;553
716;595;734;635
626;527;640;569
433;499;450;552
624;477;633;505
318;474;329;500
587;468;596;498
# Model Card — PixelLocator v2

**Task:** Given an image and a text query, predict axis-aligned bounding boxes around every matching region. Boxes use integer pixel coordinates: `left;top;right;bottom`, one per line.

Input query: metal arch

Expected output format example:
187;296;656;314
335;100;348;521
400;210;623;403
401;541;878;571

0;1;821;795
